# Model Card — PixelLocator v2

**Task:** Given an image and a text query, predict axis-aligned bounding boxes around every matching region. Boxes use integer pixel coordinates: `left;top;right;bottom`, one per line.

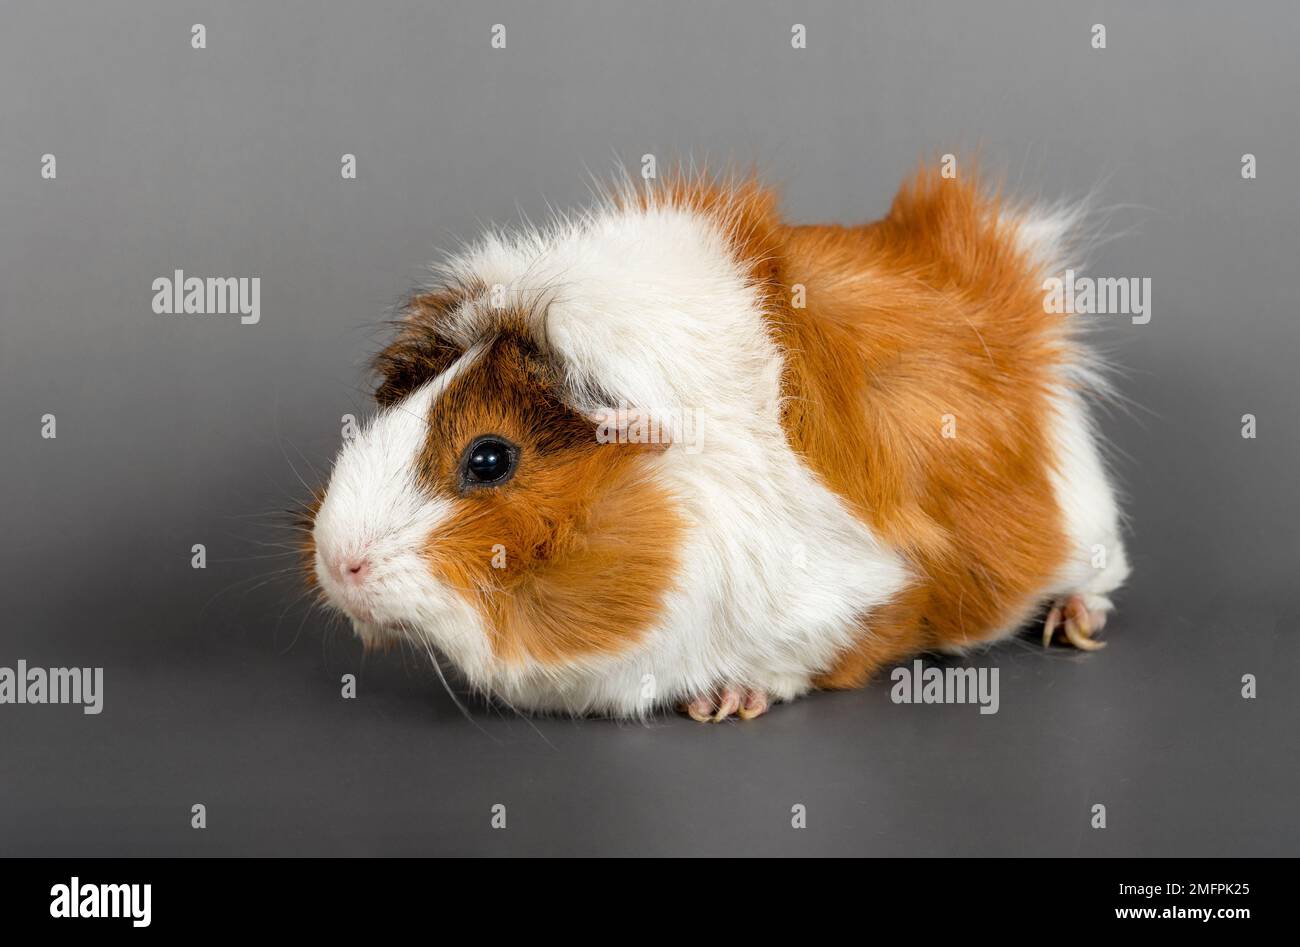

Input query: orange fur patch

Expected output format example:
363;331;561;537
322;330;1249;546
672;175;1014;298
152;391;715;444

412;331;684;666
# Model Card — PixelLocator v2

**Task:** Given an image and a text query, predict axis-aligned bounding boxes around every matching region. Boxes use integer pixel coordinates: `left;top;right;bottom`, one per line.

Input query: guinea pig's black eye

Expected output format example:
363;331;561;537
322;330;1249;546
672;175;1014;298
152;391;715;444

461;437;518;487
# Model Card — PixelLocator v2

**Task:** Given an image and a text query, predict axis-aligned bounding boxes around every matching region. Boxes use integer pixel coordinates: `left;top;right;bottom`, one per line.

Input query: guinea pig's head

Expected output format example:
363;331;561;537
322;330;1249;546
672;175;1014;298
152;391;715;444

305;296;686;688
303;176;788;704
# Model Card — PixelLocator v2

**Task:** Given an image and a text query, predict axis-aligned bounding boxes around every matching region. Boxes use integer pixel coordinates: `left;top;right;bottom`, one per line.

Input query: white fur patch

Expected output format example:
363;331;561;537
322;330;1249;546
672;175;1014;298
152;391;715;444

1043;387;1130;607
1008;206;1130;617
313;346;496;680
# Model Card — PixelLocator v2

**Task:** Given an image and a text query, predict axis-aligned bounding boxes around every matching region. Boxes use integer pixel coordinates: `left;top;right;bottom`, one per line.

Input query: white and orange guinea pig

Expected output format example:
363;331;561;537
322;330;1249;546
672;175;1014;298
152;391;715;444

304;160;1130;722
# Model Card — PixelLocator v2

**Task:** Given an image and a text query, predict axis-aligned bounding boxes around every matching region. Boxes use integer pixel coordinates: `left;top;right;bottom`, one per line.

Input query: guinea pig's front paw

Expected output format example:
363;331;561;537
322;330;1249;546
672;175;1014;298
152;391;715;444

680;687;769;723
1041;594;1112;651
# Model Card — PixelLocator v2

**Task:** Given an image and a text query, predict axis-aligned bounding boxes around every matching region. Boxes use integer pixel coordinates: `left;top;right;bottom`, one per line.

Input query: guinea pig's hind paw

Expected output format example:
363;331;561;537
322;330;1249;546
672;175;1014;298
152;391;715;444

1041;595;1107;651
681;688;769;723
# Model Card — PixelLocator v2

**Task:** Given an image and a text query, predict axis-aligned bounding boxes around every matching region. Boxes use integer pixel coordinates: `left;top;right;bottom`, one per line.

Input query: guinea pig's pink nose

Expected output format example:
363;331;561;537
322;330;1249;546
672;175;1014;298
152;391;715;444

340;556;370;584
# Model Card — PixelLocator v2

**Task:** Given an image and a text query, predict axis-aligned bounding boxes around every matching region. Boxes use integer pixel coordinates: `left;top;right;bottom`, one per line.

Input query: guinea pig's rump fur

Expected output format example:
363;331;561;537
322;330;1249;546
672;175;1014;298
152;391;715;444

306;162;1129;719
774;174;1128;686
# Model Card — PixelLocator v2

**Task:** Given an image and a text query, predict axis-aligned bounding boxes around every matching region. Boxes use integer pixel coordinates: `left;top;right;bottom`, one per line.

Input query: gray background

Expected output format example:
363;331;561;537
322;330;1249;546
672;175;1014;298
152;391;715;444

1;0;1297;856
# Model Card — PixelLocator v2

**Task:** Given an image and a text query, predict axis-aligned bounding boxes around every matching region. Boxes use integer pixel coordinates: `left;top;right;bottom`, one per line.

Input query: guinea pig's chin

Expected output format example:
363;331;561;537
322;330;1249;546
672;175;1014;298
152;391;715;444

345;608;437;653
350;616;400;651
332;597;431;649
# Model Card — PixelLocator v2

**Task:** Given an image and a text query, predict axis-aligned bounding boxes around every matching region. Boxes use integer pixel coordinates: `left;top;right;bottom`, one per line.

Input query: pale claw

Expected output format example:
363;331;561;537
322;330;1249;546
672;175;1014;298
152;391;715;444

1063;596;1106;651
1042;594;1108;651
738;690;769;720
1042;605;1062;648
713;688;742;722
685;696;714;722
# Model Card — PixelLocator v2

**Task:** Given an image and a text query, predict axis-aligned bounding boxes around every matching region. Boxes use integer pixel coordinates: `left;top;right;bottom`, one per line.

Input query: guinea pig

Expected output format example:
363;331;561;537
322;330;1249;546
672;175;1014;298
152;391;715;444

303;160;1130;722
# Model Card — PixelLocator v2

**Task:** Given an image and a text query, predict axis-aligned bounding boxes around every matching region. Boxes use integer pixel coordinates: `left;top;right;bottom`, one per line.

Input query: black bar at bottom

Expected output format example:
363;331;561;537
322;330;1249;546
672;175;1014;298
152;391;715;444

1;857;1287;932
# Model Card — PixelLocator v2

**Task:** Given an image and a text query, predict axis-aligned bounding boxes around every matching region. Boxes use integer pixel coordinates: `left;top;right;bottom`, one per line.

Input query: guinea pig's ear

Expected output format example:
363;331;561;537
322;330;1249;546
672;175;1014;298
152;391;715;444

584;405;701;454
372;291;463;407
